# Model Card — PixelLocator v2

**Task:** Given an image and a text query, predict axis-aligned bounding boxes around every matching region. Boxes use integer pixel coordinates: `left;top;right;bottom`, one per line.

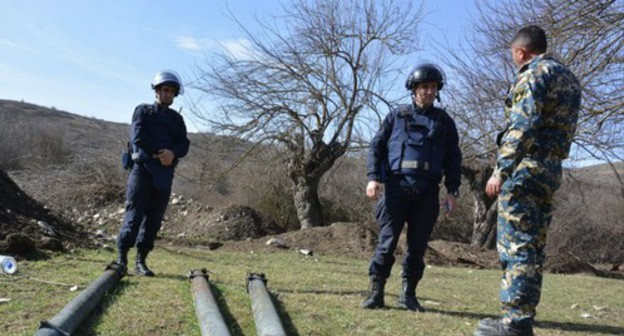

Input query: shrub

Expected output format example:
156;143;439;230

0;119;70;170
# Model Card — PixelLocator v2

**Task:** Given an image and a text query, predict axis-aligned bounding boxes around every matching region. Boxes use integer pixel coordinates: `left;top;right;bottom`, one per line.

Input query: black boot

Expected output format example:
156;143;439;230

135;249;155;277
360;276;386;309
474;318;534;336
116;248;128;267
397;278;425;312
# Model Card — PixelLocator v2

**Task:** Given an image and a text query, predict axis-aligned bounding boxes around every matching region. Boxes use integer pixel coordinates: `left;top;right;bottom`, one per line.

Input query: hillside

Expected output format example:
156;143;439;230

0;99;623;276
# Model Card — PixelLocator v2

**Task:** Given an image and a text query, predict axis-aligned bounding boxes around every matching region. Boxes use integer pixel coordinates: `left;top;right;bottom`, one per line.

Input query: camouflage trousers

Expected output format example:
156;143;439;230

497;158;562;323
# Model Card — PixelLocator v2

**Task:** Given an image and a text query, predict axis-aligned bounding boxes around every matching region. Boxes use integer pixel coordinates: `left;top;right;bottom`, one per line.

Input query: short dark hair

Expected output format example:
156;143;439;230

511;25;547;54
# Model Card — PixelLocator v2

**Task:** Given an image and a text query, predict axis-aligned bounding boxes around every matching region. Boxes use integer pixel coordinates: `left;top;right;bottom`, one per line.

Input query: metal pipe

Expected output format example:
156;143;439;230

246;273;286;336
35;262;126;336
189;269;231;336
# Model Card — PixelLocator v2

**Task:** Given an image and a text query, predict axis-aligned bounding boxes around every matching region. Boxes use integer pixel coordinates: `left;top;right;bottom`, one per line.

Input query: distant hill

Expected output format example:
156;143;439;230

573;161;624;186
0;99;129;154
0;98;270;211
2;98;622;202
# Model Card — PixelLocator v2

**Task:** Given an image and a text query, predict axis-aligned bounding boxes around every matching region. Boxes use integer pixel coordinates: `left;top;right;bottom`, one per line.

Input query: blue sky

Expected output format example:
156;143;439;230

0;0;477;131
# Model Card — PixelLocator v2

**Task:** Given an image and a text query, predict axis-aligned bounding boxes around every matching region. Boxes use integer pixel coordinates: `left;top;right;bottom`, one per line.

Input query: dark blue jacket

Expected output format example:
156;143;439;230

130;103;190;190
367;103;461;194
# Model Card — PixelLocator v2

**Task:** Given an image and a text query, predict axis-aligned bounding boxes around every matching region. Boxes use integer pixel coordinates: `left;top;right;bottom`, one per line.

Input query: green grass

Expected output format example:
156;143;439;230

1;247;622;335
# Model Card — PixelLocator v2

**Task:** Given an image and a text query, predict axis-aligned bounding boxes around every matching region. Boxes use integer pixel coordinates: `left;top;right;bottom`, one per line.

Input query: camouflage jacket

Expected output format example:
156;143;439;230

493;53;582;181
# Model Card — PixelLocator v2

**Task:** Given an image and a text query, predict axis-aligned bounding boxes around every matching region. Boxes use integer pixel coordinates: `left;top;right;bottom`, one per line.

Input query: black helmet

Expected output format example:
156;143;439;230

151;70;184;96
405;63;445;91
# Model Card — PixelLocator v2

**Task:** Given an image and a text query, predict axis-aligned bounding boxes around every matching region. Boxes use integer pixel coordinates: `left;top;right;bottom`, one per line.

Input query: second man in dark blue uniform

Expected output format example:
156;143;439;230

362;63;462;311
116;70;191;276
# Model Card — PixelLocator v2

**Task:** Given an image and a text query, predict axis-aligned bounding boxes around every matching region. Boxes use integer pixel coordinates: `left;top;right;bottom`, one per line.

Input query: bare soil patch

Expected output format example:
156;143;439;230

0;169;91;257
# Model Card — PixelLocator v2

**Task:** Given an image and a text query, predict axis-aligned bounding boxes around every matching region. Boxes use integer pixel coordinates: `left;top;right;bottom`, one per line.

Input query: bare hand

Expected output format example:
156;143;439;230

157;149;175;166
366;180;382;199
485;176;503;198
440;194;458;217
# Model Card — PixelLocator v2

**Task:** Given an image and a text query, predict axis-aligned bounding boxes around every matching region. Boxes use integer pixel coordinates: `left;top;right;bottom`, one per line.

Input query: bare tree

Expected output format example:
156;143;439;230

190;0;422;229
442;0;624;247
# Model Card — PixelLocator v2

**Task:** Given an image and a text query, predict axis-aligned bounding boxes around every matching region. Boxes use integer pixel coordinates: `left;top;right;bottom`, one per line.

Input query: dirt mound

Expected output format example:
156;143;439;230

63;198;286;246
0;169;90;256
217;221;378;258
168;203;285;241
215;222;499;267
425;240;499;268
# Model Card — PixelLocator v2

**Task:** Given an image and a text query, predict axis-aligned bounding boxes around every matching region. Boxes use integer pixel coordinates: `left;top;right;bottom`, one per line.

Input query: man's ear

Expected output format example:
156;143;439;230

519;46;530;62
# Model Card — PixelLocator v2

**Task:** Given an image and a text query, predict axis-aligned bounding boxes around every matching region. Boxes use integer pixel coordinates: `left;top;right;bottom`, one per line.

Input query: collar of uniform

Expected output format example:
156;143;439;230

153;102;169;113
517;52;554;74
411;103;435;115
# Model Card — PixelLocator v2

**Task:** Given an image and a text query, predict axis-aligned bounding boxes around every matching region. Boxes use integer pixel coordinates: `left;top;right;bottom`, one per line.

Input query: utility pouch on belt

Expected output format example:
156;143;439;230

122;141;134;170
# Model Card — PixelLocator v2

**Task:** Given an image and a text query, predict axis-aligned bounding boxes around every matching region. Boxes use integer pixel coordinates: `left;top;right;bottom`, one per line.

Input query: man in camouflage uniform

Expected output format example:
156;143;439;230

476;26;582;336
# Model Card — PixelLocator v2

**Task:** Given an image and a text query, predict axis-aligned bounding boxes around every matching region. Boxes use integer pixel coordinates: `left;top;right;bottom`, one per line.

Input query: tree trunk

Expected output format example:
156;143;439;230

472;199;498;249
286;133;346;230
462;165;497;249
292;176;323;229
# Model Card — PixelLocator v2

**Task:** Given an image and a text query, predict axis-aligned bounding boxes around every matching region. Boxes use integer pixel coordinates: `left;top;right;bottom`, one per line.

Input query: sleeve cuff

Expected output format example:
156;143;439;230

447;190;460;198
367;173;380;181
492;168;508;181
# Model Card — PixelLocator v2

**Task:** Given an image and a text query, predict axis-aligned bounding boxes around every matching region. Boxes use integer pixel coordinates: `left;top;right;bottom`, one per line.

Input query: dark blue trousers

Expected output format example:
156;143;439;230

368;177;439;280
117;164;171;252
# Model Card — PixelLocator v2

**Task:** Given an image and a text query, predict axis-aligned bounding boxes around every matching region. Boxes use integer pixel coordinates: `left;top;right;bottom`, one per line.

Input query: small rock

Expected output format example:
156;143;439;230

298;248;313;256
424;300;441;306
37;221;57;236
93;213;101;220
571;303;580;309
266;238;288;248
0;298;11;304
69;285;79;292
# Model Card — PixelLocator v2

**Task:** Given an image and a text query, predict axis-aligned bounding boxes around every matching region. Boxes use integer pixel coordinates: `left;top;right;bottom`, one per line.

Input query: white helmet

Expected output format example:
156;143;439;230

151;70;184;96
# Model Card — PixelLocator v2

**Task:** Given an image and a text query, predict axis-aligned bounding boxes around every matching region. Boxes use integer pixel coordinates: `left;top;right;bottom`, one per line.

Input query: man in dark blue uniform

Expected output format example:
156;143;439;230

116;70;190;276
361;63;461;311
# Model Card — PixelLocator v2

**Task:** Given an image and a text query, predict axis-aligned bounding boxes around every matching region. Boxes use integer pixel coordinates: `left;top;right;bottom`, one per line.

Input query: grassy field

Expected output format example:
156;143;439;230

1;246;622;336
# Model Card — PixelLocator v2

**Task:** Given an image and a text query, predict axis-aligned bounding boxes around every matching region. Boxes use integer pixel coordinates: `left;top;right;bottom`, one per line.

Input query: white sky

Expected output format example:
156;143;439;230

0;0;477;131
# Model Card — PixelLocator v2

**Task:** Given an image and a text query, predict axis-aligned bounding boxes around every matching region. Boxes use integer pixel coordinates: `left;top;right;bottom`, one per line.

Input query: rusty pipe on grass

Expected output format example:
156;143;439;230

35;262;126;336
246;273;286;336
189;269;231;336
